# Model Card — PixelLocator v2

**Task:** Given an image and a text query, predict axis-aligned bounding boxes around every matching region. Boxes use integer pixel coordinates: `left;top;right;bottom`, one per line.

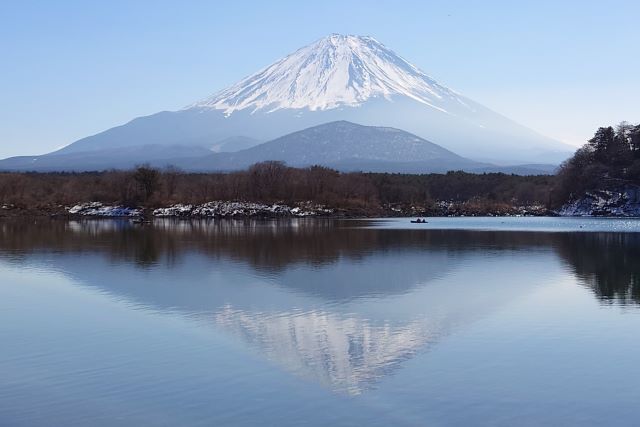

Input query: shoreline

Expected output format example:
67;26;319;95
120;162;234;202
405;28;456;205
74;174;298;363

5;198;638;219
0;200;556;220
4;212;640;221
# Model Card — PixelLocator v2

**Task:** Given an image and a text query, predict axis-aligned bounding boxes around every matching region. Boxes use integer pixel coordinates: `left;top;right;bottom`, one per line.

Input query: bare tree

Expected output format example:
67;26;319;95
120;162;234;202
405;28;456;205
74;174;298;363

133;165;161;202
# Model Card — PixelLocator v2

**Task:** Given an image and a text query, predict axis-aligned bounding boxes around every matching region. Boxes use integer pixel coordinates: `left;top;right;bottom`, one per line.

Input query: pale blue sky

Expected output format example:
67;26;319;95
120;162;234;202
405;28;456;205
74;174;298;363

1;0;638;158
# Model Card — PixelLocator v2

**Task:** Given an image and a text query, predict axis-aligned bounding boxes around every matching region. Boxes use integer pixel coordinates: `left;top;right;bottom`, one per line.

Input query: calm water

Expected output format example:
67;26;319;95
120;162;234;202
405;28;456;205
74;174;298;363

1;217;640;426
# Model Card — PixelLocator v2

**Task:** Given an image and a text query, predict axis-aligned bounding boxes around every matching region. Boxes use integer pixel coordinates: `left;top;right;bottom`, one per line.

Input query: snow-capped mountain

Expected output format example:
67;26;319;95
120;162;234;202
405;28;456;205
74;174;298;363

1;34;574;169
192;34;468;115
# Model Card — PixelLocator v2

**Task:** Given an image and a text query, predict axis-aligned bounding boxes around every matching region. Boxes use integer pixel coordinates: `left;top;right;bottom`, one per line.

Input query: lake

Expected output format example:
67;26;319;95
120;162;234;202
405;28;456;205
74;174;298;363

1;217;640;426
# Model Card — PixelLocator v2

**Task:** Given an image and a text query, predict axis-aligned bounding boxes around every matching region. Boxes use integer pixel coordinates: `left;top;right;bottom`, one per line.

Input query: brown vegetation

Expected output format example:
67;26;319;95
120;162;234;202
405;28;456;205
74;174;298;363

0;161;555;216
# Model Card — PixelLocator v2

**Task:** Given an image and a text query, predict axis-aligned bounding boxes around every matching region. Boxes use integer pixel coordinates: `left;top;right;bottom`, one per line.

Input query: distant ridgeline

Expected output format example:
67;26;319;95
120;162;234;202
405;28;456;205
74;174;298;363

552;122;640;216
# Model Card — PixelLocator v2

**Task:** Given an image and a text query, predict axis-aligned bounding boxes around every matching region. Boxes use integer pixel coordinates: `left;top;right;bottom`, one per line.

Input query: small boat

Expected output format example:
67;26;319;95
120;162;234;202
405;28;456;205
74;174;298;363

410;219;428;224
132;216;151;225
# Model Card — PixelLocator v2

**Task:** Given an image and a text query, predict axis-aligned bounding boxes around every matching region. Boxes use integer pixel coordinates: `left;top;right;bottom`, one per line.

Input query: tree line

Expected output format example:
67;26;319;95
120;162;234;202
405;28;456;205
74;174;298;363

0;162;554;214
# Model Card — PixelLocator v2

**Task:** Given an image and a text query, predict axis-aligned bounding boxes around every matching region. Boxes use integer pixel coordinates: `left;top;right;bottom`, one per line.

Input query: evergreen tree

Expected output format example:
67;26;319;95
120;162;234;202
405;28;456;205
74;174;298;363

630;124;640;156
588;126;615;162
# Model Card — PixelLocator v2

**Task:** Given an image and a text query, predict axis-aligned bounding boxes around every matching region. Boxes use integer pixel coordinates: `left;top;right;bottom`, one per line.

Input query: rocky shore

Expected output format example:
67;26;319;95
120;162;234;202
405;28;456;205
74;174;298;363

556;186;640;217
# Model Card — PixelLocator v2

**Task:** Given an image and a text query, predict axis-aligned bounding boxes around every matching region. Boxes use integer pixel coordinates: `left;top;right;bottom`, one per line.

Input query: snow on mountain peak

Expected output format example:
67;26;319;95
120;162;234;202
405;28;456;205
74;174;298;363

190;34;469;115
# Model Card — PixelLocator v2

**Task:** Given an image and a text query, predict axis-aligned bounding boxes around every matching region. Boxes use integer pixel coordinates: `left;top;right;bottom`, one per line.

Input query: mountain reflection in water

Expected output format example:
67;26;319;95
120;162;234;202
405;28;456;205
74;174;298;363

214;306;433;395
1;218;639;396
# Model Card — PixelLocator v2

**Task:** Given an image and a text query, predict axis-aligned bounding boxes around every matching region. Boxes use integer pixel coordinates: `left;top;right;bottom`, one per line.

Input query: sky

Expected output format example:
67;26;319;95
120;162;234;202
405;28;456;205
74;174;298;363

1;0;638;158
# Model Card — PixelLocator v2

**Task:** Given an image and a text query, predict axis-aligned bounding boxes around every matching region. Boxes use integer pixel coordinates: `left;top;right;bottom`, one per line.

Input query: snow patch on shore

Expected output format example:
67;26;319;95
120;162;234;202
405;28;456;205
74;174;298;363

153;201;333;218
68;202;142;217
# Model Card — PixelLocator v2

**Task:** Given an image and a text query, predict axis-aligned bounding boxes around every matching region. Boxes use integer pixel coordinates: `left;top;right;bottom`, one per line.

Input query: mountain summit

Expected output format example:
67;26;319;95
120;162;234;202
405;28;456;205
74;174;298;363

192;34;467;115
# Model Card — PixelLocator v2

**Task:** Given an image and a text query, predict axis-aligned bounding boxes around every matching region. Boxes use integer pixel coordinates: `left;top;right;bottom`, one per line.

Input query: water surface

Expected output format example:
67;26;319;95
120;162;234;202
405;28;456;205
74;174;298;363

1;217;639;426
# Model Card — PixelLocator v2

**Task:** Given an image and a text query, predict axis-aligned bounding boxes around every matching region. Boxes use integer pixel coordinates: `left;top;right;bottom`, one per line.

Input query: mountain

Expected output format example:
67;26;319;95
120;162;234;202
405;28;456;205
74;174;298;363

0;34;574;170
184;121;487;173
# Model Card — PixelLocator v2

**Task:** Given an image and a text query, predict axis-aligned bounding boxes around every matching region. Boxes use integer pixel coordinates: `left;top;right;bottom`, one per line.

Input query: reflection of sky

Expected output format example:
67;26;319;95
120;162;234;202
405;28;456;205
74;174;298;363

370;217;640;233
2;221;640;426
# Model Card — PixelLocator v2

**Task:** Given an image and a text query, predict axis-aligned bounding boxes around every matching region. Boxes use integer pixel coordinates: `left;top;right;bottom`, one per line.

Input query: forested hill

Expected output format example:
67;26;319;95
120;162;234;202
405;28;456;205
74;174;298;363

551;122;640;214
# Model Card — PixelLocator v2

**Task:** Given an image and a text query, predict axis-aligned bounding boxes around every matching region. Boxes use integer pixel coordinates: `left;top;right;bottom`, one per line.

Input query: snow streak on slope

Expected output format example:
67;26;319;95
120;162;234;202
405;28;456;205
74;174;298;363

191;34;472;115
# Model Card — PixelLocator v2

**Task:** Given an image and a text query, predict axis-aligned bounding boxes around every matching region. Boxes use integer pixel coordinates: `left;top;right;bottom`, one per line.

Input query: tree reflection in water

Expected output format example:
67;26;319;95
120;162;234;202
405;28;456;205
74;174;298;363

1;218;639;304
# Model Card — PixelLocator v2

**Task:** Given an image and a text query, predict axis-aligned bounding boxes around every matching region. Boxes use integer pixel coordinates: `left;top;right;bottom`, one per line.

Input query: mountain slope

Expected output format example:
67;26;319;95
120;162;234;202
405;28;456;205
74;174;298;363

183;121;487;173
0;145;213;172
